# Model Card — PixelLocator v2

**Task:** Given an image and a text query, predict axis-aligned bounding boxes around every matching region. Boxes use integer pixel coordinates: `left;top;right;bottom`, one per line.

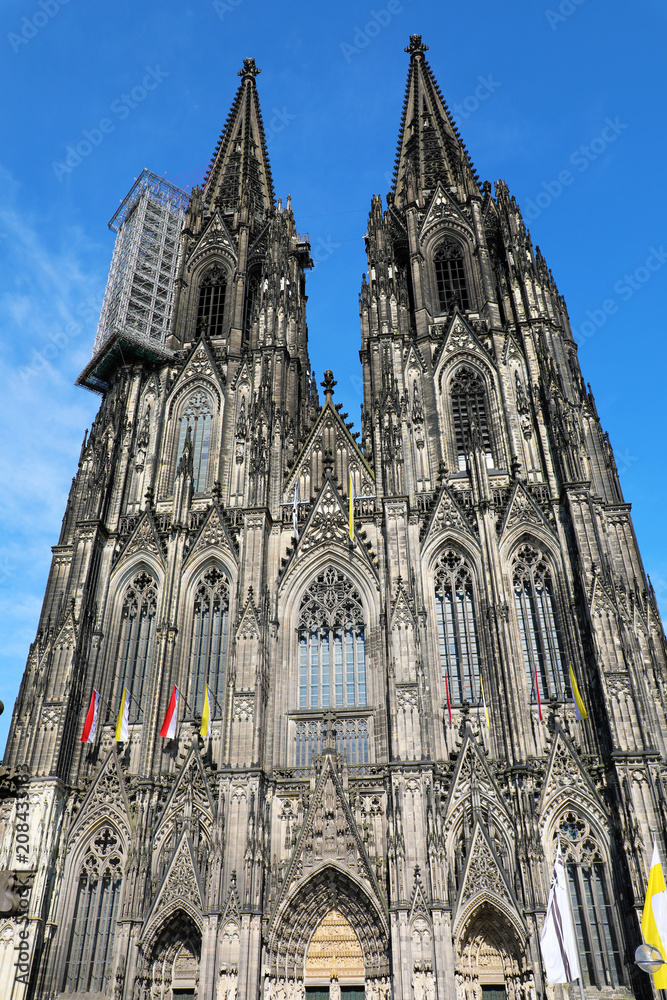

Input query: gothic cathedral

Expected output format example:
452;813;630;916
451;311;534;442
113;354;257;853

1;35;666;1000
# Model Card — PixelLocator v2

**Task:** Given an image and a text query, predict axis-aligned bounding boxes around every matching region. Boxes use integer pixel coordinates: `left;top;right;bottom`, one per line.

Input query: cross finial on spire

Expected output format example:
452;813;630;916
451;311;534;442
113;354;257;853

405;34;428;56
238;57;261;80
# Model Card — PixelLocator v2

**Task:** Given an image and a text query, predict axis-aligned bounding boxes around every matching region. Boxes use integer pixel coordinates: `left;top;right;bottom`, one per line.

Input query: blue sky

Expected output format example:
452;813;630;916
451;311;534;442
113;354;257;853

1;0;666;754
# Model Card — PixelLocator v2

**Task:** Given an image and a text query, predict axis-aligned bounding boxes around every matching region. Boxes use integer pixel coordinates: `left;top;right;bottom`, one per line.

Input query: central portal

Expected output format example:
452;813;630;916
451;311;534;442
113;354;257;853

304;908;365;997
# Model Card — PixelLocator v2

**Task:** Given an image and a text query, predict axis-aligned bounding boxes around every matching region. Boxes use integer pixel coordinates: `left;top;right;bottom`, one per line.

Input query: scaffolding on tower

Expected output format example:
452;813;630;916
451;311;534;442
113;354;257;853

78;169;190;393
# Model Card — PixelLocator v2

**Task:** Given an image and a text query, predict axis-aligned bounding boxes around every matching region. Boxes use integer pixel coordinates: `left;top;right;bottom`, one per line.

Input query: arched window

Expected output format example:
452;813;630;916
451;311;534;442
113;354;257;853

175;390;213;493
62;827;123;993
189;567;230;719
435;550;481;706
450;366;493;470
434;239;470;312
297;567;367;709
512;545;566;703
116;571;158;723
196;265;227;337
557;815;624;987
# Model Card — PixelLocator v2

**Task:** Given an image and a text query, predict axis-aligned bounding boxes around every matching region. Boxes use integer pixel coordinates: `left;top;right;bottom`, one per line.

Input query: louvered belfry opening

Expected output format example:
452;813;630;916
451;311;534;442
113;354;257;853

450;366;493;469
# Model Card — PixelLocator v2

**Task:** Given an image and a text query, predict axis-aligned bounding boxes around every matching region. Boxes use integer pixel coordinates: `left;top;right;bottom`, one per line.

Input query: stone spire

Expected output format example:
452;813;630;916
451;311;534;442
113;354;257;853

203;57;275;225
392;35;480;207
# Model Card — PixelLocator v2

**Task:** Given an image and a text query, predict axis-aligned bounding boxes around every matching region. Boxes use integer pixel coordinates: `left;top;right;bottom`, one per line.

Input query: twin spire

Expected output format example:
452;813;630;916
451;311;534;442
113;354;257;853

203;39;478;224
203;57;275;222
392;35;480;206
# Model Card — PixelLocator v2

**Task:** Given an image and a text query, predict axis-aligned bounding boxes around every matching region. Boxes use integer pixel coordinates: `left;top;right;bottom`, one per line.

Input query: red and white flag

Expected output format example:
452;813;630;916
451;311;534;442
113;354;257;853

160;686;180;739
80;689;99;744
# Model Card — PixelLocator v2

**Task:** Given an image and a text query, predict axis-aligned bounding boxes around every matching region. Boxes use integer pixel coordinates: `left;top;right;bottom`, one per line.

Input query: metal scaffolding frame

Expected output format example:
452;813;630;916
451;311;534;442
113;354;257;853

94;169;190;353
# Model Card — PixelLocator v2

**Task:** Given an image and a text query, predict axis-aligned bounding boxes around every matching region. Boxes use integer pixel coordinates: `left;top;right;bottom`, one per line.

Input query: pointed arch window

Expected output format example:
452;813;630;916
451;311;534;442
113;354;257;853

513;545;566;703
196;265;227;337
175;390;213;493
62;827;123;993
435;550;481;706
450;366;493;470
116;571;157;723
557;815;624;987
434;239;470;313
297;568;367;710
189;567;230;719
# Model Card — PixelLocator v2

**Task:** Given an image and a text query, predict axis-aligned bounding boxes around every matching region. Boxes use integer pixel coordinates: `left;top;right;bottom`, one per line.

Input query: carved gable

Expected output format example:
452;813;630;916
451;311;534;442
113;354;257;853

116;509;166;565
235;588;261;639
70;749;131;848
419;182;472;237
186;210;237;269
421;484;478;547
540;730;600;814
455;821;517;918
148;832;204;926
498;480;554;538
284;399;374;503
272;756;385;920
184;503;238;564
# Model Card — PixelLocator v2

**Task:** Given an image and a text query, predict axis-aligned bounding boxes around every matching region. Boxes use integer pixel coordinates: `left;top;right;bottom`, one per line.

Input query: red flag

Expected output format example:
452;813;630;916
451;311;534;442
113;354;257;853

534;663;543;721
80;689;99;743
444;671;452;727
160;686;179;739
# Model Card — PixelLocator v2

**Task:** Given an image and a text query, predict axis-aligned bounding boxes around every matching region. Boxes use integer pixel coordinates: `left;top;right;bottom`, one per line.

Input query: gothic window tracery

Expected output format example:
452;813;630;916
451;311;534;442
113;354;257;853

175;390;213;493
196;264;227;337
434;239;470;313
116;571;158;723
557;815;624;987
189;566;230;719
62;827;123;993
434;550;481;707
297;568;367;710
512;545;566;703
450;366;493;471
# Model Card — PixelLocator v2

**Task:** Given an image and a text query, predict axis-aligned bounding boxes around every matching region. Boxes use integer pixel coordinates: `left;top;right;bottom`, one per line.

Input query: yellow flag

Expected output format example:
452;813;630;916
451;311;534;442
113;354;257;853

642;842;667;988
200;685;211;739
348;473;354;542
479;674;490;728
115;688;129;742
569;663;588;721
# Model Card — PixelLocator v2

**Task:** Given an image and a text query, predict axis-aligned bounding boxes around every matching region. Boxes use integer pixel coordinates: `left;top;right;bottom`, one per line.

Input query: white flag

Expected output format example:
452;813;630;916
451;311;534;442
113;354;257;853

292;481;300;541
540;843;581;984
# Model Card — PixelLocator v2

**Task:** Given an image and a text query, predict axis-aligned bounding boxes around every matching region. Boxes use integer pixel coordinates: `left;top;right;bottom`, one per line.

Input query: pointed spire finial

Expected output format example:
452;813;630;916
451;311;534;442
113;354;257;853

238;57;261;80
405;34;428;56
321;369;337;400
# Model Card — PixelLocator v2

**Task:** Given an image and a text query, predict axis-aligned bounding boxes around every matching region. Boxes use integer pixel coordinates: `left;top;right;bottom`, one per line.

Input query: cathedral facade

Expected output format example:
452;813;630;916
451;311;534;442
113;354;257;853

1;35;666;1000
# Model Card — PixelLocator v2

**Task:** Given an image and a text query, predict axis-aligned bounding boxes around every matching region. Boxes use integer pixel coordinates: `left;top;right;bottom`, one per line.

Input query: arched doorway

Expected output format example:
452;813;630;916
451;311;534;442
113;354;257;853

456;903;533;1000
305;908;365;1000
266;865;390;1000
144;912;201;999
